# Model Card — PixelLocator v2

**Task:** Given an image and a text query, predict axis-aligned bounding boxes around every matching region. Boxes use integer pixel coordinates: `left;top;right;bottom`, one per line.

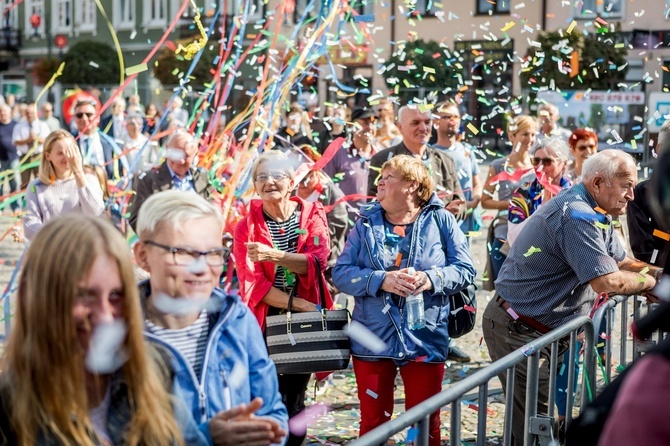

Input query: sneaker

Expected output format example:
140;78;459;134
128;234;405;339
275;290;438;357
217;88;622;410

447;344;471;363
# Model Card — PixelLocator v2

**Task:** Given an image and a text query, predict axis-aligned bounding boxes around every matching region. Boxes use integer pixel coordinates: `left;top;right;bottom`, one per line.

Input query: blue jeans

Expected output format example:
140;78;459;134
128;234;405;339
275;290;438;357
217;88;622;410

0;158;20;212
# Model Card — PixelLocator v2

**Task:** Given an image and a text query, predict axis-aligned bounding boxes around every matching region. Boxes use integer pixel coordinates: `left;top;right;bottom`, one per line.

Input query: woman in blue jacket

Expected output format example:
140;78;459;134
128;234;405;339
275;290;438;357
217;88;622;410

332;155;476;446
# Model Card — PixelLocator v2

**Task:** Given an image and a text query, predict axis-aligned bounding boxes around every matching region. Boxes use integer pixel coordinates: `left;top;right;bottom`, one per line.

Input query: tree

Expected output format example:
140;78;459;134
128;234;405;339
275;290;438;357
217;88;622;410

59;41;120;85
382;39;460;102
153;35;218;87
520;28;628;92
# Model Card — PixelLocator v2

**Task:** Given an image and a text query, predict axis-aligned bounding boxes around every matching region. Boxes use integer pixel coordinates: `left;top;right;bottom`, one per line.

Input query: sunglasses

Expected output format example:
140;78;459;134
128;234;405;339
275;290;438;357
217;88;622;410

531;157;556;167
75;112;95;119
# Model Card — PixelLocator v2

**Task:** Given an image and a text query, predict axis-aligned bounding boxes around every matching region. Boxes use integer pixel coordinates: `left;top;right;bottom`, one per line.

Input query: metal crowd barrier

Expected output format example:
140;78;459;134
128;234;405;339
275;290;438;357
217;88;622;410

591;294;666;384
349;316;596;446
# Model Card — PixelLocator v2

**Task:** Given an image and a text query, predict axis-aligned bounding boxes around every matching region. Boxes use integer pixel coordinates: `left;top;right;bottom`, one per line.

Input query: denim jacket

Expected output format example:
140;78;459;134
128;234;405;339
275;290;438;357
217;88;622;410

140;282;288;444
332;193;476;363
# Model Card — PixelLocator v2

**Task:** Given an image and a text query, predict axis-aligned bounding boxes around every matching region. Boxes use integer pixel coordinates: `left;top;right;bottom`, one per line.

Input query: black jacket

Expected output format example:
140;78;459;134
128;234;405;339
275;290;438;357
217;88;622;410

626;180;669;266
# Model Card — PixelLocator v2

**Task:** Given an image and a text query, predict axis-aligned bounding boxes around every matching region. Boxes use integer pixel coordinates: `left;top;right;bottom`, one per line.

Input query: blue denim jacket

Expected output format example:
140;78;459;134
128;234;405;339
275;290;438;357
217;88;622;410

332;193;476;363
140;282;288;444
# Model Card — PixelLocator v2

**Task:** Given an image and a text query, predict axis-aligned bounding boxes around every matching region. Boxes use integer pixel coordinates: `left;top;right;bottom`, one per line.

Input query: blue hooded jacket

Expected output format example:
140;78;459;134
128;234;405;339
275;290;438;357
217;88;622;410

140;282;288;444
332;193;476;363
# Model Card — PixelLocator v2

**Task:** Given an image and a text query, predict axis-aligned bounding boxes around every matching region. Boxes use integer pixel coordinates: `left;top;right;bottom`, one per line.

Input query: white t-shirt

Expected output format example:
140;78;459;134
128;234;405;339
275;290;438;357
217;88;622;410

12;118;50;156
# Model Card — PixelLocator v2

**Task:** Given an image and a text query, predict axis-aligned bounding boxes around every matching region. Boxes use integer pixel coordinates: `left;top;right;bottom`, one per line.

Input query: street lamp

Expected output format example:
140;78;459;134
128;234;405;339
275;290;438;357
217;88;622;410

29;13;41;38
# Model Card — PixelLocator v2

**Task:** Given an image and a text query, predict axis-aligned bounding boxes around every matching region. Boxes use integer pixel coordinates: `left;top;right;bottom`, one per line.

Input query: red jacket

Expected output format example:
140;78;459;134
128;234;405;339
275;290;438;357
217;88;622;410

234;196;333;331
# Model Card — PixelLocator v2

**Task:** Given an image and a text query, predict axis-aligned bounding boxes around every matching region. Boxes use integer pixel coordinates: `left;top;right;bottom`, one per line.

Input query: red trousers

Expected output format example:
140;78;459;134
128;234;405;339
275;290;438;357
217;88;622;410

352;357;445;446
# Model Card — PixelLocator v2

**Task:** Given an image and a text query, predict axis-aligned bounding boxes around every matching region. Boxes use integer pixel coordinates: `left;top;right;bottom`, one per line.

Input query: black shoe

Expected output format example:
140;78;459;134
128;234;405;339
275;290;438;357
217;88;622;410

448;345;471;363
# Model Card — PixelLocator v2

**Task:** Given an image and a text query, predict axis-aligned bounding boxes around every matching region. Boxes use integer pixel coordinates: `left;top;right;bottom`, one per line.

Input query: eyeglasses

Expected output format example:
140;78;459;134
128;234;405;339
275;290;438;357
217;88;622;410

145;240;230;267
255;172;289;183
75;112;95;119
531;157;556;167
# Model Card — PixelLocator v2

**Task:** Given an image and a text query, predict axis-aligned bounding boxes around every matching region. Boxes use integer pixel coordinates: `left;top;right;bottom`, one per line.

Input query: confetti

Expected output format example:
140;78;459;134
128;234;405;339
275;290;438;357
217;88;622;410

393;225;406;237
344;320;387;353
85;320;128;374
366;389;379;399
89;61;99;68
382;303;391;314
288;333;297;346
523;246;542;257
406;427;418;442
653;229;670;241
501;21;515;32
125;63;149;76
506;306;519;320
651;249;659;264
466;122;479;135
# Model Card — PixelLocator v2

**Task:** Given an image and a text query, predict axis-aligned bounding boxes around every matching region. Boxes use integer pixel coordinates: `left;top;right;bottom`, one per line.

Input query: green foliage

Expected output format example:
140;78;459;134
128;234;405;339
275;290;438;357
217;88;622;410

60;41;120;85
382;39;459;101
520;28;628;92
153;35;218;87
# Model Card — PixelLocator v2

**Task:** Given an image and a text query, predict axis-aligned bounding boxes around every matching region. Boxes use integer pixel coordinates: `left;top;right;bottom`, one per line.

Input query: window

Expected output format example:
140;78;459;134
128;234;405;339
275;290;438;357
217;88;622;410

413;0;442;16
144;0;167;28
113;0;135;30
1;0;18;29
573;0;623;19
74;0;96;34
230;0;264;22
351;0;374;17
476;0;510;15
52;0;73;34
24;0;45;37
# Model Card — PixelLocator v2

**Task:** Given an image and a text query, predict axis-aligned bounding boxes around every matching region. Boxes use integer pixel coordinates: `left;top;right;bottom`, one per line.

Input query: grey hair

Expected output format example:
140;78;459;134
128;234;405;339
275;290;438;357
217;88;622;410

125;113;143;127
657;119;670;156
136;190;222;240
251;150;295;181
531;138;570;161
582;149;636;183
167;129;196;150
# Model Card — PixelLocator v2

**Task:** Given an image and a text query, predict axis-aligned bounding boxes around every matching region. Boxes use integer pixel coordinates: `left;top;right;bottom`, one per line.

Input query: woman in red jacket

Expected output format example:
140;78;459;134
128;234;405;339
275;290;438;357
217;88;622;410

234;150;332;446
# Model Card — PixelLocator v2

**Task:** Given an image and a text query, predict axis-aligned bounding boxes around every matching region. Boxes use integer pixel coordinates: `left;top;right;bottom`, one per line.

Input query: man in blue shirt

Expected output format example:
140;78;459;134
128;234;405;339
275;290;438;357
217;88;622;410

482;149;662;445
129;130;213;233
432;101;482;236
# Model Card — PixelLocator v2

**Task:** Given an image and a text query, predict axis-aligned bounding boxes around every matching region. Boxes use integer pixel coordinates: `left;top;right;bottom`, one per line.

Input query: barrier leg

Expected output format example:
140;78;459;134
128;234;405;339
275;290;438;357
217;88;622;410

504;366;515;446
416;414;429;446
524;353;540;446
565;333;576;425
477;383;488;446
449;399;461;446
547;341;558;419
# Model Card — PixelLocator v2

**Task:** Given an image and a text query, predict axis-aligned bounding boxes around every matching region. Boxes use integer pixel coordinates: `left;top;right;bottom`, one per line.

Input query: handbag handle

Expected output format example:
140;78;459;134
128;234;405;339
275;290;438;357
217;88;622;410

285;258;329;333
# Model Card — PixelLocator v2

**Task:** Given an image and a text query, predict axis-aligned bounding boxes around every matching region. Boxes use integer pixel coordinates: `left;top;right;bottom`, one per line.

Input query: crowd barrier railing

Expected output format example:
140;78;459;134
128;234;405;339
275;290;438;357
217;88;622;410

591;294;666;385
348;316;596;446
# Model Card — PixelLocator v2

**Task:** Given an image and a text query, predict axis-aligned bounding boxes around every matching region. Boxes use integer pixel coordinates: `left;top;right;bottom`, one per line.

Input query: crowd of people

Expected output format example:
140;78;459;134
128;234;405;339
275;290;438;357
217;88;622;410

0;92;667;446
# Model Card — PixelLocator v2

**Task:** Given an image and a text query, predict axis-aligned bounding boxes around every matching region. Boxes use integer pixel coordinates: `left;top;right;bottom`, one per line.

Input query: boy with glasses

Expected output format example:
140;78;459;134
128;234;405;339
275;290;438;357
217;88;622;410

134;190;288;446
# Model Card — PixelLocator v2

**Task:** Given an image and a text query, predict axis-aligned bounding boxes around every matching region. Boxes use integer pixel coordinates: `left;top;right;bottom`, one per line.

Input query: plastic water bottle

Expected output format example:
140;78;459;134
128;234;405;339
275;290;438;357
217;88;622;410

405;268;425;330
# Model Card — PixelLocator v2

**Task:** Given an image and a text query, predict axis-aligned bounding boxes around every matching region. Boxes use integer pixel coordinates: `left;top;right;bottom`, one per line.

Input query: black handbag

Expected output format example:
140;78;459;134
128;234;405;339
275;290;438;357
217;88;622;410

447;284;477;339
265;262;351;374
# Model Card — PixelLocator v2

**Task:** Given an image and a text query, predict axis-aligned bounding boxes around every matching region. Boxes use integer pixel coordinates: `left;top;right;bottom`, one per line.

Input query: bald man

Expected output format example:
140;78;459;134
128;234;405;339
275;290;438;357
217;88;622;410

368;105;464;214
128;130;214;232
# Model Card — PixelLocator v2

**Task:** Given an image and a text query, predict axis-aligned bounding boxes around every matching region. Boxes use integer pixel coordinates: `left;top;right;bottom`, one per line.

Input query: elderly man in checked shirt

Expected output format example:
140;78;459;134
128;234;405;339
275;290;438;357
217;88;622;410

482;149;663;446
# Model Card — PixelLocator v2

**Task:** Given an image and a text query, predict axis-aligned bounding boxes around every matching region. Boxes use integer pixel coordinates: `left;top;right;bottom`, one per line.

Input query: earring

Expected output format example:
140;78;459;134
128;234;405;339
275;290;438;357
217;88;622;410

402;189;408;194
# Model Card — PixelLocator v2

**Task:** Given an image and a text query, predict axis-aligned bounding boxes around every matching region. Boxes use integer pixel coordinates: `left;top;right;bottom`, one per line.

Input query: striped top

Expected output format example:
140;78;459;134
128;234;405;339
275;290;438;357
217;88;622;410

264;208;300;294
145;309;210;378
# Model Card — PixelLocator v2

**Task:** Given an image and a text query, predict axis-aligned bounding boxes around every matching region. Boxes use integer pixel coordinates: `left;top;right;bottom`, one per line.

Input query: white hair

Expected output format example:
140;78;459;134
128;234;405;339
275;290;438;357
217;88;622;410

136;190;222;240
582;149;636;183
657;119;670;156
251;150;295;181
532;137;570;161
